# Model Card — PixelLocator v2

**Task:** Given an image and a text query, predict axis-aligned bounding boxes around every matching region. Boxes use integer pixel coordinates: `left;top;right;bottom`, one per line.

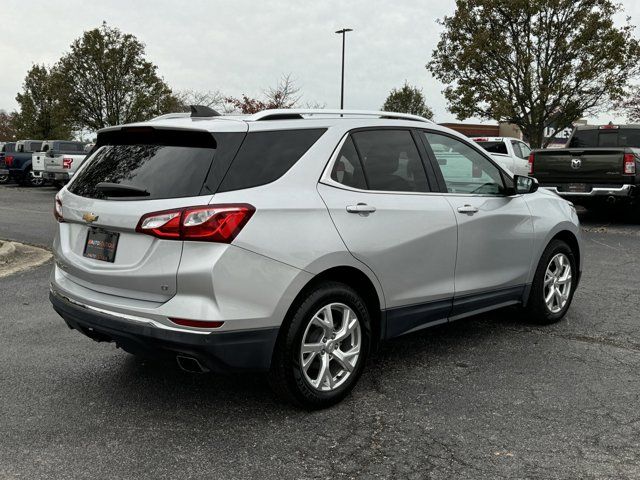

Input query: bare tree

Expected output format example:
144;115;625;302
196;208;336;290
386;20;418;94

265;74;301;109
226;74;304;114
174;89;226;112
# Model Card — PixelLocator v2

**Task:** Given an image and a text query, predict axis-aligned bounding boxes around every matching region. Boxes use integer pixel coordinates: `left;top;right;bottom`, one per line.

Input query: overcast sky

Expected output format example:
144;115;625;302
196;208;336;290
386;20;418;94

2;0;639;124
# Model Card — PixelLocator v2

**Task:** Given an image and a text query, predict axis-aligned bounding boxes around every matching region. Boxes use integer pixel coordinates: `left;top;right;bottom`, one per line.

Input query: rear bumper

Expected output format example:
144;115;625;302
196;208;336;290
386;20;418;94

0;168;8;176
50;288;279;373
541;184;635;198
43;171;70;181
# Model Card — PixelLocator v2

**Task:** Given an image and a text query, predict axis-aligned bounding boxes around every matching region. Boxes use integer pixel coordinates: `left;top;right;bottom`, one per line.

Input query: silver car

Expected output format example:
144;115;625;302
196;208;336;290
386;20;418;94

50;108;582;408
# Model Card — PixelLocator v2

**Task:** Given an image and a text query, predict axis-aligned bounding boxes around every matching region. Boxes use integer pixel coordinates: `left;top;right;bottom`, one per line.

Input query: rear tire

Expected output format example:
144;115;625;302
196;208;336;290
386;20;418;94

0;174;9;184
24;168;45;187
269;282;371;409
525;239;577;324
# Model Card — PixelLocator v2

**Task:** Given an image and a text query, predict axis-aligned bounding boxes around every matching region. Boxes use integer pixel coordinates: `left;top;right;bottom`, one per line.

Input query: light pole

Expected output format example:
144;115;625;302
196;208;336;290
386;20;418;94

335;28;353;110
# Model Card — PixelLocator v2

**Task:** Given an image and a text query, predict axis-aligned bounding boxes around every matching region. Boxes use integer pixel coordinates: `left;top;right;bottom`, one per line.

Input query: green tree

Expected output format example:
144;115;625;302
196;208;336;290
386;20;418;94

56;23;178;131
0;110;18;141
382;82;434;120
616;86;640;122
427;0;640;147
13;64;73;139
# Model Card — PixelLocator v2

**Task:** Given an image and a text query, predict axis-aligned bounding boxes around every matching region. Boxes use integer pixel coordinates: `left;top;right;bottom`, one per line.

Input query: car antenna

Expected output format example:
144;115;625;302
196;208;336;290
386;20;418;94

190;105;221;118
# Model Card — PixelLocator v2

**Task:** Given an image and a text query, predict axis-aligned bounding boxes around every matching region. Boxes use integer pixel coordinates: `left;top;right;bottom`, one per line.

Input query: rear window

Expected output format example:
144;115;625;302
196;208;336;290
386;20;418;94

68;129;218;200
217;129;325;192
568;128;640;148
475;141;508;154
60;142;85;152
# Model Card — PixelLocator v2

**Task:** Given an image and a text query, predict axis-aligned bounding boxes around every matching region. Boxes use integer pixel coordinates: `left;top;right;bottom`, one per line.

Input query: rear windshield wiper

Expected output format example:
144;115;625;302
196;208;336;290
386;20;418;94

95;182;150;197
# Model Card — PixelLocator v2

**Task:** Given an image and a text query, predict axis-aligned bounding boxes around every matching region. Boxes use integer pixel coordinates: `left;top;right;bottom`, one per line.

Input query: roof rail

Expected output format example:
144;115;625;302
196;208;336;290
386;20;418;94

247;109;433;123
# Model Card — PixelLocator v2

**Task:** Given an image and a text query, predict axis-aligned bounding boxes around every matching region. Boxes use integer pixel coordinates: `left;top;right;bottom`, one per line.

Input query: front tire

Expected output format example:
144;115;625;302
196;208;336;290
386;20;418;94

269;282;371;409
525;239;577;324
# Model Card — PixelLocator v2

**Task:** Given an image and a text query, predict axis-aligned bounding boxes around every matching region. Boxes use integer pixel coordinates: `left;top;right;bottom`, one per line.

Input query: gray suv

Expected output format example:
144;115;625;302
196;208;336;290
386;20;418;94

50;108;582;408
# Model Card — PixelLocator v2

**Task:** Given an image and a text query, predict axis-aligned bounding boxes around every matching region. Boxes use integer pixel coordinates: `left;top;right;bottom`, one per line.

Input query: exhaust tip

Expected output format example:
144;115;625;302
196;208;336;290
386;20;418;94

176;355;209;374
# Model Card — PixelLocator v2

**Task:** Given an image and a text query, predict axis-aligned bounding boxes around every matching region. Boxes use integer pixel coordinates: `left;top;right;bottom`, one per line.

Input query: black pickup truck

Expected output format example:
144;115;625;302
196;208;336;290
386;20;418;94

530;124;639;208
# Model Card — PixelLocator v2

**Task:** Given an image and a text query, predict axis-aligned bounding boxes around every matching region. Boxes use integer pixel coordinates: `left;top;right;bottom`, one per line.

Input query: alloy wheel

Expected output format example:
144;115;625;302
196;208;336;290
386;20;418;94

543;253;572;314
300;302;361;392
29;171;45;187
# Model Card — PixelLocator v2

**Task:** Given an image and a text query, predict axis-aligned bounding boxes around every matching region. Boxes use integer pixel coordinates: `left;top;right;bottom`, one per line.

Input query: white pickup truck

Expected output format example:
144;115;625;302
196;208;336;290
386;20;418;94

35;140;88;185
471;136;531;176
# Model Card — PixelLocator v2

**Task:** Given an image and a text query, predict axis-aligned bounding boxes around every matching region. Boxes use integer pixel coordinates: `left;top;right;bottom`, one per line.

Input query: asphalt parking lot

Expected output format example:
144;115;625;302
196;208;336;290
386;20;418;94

1;183;639;479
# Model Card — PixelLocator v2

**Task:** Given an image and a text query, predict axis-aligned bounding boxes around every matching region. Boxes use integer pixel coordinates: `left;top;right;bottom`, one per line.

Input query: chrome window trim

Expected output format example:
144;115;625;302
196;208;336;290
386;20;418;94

319;131;513;198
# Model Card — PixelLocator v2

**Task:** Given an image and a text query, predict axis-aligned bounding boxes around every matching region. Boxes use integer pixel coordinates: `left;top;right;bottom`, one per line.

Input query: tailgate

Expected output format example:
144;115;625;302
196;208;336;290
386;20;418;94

533;149;627;183
46;154;82;174
32;153;45;172
55;192;213;302
53;126;233;303
45;154;64;172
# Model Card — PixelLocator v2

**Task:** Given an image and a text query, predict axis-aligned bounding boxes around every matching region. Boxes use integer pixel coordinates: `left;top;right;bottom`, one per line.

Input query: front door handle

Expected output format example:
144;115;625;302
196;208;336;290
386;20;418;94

457;204;479;214
346;203;376;214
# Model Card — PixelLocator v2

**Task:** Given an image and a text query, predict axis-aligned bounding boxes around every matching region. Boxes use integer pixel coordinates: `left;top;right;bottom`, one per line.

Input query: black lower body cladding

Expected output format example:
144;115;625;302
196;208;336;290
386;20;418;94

49;290;279;373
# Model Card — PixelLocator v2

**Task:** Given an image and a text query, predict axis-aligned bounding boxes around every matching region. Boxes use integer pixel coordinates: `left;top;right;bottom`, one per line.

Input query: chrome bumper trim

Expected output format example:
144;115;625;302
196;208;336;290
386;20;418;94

50;285;212;335
541;184;634;197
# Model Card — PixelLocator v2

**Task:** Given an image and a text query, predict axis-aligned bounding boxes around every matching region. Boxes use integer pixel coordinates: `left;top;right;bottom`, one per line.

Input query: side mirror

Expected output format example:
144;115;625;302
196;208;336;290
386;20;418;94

514;175;539;194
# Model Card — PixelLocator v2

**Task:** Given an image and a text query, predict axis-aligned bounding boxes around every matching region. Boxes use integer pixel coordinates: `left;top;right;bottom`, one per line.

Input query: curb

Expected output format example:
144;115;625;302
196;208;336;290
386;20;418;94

0;241;52;278
0;241;17;259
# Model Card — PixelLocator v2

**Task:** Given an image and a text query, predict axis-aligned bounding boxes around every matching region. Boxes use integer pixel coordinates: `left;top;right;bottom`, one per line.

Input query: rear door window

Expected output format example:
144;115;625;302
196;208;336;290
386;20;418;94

511;141;523;158
475;141;508;154
218;129;325;192
330;137;367;190
350;130;429;192
519;142;531;158
68;130;218;200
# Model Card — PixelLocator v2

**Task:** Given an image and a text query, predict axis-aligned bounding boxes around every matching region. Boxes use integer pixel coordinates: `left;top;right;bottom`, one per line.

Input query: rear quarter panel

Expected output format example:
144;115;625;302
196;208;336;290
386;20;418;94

211;124;387;308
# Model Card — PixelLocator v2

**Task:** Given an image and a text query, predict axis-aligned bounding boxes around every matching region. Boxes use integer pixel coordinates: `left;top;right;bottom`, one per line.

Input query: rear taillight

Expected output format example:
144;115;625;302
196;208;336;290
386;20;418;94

623;153;636;175
54;193;64;222
63;157;73;169
528;153;534;175
5;156;13;167
136;204;255;243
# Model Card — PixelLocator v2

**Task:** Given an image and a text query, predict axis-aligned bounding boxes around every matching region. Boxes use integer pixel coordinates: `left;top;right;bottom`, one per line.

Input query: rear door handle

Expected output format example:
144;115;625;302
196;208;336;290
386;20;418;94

346;203;376;214
457;204;479;214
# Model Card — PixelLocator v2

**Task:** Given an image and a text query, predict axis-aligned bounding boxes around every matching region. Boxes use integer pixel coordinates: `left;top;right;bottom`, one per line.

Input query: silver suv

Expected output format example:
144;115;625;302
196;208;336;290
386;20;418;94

50;108;582;408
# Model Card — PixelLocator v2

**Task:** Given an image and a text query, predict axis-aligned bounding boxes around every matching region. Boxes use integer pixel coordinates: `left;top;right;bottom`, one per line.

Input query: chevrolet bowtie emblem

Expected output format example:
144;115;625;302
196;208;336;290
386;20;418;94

82;212;99;223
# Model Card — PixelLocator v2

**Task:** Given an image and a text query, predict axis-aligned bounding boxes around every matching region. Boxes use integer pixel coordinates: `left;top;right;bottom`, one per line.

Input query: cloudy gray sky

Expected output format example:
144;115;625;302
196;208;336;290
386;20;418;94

2;0;639;124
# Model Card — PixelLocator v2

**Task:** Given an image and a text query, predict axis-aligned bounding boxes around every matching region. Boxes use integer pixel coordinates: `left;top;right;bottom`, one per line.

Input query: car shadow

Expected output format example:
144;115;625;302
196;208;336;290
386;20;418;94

85;306;535;414
576;205;640;227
